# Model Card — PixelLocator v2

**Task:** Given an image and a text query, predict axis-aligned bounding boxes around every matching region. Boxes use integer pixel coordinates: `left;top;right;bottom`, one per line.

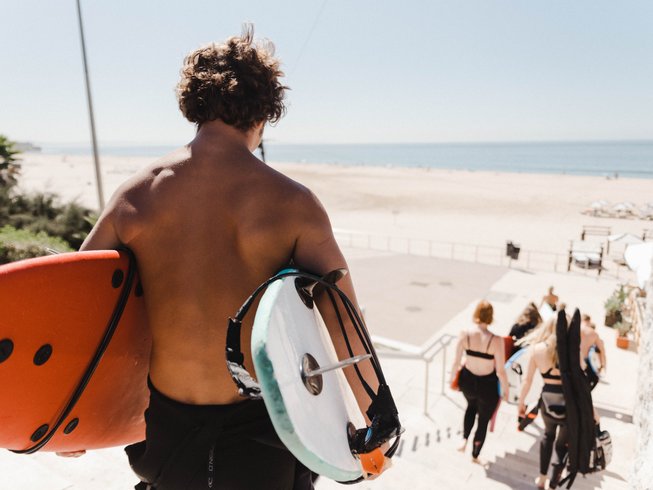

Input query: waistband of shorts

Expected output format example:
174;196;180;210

461;366;498;380
542;383;564;394
147;376;256;416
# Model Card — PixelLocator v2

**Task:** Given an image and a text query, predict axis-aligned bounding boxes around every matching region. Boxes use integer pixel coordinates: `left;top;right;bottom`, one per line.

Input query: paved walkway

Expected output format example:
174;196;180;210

0;249;639;489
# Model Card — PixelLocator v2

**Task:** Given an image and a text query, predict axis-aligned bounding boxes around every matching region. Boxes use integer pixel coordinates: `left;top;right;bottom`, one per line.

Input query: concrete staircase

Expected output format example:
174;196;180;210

316;395;632;490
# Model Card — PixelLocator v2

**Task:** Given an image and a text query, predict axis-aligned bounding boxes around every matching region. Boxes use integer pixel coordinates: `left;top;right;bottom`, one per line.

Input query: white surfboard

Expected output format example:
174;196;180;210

250;273;366;482
587;345;602;375
505;347;542;405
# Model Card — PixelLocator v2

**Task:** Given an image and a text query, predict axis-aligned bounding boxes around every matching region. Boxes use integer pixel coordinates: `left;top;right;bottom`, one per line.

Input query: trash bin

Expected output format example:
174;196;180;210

506;241;521;260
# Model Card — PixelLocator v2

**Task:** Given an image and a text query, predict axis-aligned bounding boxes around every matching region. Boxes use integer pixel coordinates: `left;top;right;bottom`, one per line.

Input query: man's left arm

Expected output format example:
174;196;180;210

80;208;122;251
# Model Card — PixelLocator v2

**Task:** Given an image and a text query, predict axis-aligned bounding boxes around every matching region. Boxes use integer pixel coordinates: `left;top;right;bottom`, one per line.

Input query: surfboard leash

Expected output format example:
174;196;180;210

12;247;138;454
225;268;403;482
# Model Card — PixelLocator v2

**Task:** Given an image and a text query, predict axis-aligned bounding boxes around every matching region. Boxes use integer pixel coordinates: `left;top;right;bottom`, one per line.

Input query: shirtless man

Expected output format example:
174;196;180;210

540;286;559;312
78;28;378;489
580;314;606;390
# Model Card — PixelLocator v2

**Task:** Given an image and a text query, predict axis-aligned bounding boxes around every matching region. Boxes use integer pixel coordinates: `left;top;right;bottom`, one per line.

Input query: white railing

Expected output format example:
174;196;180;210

335;229;565;273
373;333;456;415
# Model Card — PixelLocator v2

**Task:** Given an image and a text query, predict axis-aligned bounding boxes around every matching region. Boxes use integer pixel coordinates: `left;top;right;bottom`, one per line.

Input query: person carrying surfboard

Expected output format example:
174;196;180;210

540;286;559;312
77;25;391;489
579;314;606;390
517;318;567;489
449;300;509;464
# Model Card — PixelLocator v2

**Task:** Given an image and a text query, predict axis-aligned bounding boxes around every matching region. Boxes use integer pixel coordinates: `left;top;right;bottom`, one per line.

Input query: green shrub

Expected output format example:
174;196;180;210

0;225;73;264
0;134;21;190
613;321;632;338
6;192;96;250
0;135;95;250
604;285;627;313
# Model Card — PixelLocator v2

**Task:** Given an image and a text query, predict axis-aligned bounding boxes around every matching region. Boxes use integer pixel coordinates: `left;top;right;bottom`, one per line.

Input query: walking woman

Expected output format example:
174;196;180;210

517;318;566;489
450;300;508;463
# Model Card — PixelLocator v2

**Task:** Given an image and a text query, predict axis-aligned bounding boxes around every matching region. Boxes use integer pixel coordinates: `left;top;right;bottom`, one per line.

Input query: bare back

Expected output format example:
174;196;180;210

580;325;599;359
530;342;561;385
462;327;500;376
82;133;348;405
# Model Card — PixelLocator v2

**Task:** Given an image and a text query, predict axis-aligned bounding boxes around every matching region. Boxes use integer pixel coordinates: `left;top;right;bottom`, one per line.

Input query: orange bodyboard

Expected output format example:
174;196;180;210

0;250;150;452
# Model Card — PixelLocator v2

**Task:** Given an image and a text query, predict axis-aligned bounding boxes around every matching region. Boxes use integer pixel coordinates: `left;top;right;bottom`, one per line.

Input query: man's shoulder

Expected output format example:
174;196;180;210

258;164;325;215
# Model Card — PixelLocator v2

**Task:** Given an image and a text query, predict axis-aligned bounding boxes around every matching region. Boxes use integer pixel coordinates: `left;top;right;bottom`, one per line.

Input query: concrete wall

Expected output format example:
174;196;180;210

632;257;653;488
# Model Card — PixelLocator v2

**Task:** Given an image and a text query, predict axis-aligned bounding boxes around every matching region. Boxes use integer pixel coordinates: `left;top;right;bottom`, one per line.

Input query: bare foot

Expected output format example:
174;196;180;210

535;475;546;489
457;439;467;452
471;456;489;468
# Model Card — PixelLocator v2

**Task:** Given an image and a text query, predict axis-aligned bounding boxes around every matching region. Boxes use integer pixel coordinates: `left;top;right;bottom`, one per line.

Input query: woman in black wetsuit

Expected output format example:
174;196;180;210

450;301;509;463
517;318;566;489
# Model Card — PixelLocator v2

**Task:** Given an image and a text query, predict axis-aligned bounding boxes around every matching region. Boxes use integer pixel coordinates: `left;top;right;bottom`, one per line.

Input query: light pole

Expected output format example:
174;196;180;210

75;0;105;211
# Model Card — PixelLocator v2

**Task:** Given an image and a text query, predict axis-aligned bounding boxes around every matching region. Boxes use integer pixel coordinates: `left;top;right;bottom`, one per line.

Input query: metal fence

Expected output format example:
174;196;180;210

334;229;565;273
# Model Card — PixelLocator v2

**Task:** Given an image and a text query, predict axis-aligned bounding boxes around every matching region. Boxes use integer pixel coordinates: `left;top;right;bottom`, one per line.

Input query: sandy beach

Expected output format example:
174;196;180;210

16;152;653;257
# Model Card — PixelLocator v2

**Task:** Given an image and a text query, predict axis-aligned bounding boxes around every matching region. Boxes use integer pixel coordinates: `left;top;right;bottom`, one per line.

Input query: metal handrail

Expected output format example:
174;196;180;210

373;333;456;415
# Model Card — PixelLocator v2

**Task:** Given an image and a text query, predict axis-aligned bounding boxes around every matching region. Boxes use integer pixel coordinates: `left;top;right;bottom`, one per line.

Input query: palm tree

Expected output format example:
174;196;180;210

0;134;21;190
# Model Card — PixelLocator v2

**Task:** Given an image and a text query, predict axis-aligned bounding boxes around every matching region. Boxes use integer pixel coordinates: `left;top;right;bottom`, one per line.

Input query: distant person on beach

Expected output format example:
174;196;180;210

76;26;381;489
580;314;606;390
540;286;559;312
517;318;567;489
509;302;542;342
450;300;509;463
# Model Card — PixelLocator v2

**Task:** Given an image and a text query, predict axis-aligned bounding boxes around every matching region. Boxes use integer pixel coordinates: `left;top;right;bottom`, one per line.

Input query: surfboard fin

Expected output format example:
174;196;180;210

322;268;348;285
295;269;348;308
359;447;389;477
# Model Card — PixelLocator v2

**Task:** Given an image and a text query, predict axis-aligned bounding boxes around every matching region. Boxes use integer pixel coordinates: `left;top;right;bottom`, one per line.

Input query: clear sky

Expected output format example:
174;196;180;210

1;0;652;145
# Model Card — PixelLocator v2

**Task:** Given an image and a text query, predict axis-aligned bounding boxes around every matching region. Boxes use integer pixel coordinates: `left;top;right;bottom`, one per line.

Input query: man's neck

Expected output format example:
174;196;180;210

194;120;259;153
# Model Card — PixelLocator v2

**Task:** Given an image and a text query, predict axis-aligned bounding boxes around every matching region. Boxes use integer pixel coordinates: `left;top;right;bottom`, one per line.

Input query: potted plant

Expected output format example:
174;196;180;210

604;286;626;327
614;321;632;349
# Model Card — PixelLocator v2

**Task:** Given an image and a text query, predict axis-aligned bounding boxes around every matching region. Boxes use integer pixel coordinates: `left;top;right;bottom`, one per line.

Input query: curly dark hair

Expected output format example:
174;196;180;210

176;26;287;131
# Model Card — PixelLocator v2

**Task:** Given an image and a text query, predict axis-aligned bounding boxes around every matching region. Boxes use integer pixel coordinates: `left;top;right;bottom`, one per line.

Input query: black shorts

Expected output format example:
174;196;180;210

125;379;317;490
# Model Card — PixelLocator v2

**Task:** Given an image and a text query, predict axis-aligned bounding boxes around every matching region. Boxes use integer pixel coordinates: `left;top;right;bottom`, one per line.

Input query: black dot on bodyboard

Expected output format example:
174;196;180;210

436;429;441;443
112;269;124;289
425;433;430;446
0;339;14;363
63;418;79;435
31;424;49;442
33;344;52;366
446;427;451;439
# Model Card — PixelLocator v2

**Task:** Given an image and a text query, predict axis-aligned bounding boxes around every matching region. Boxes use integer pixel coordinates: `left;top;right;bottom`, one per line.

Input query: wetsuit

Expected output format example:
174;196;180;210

125;378;317;490
509;321;537;342
458;334;499;459
539;368;568;488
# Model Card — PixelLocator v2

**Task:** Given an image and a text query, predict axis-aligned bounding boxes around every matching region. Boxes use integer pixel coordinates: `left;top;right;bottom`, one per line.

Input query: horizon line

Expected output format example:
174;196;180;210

31;138;653;148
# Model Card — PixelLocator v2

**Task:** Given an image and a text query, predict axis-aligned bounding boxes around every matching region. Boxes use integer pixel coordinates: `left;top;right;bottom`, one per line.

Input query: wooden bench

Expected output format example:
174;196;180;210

580;225;611;241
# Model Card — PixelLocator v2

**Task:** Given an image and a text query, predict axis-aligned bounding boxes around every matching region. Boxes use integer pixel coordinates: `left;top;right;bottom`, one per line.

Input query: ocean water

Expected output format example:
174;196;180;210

40;141;653;179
